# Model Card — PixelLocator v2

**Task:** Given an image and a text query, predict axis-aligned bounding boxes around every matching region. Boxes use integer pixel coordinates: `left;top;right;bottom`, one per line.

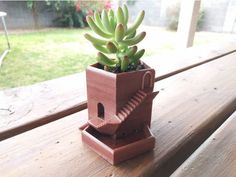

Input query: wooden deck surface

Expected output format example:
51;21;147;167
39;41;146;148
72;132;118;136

171;111;236;177
1;42;236;141
0;43;236;177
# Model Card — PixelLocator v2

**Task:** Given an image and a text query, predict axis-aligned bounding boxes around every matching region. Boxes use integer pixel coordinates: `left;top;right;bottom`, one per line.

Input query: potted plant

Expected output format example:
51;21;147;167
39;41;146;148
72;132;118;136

80;4;158;165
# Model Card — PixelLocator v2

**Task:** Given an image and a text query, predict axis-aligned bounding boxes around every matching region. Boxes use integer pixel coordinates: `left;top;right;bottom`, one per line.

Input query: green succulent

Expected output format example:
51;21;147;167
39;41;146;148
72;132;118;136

84;5;146;72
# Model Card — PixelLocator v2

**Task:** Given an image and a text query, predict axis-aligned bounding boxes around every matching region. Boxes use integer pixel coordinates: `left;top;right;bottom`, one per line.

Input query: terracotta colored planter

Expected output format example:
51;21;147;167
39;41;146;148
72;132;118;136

81;62;158;165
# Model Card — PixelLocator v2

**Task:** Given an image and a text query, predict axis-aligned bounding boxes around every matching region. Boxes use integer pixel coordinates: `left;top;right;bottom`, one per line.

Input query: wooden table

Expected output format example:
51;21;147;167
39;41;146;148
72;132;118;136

0;42;236;177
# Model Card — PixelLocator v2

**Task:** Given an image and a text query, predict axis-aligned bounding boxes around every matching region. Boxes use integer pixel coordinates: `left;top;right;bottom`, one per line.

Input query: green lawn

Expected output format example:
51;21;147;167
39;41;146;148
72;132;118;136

0;27;235;89
0;28;97;89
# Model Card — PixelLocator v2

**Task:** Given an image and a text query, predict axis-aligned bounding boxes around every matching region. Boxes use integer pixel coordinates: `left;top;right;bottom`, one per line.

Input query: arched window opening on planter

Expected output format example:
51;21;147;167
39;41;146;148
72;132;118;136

142;71;153;90
97;103;105;119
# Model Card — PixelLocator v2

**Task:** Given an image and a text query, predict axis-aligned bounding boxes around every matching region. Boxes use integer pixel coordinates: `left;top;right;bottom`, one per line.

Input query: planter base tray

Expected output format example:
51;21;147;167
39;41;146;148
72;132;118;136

81;124;155;165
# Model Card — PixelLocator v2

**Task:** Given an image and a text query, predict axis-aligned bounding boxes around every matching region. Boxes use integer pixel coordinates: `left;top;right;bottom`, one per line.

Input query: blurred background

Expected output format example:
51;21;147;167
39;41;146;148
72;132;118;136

0;0;235;89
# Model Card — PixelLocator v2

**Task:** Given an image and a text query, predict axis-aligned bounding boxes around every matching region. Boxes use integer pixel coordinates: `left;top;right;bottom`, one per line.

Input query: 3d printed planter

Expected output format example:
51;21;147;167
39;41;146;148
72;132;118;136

81;62;158;165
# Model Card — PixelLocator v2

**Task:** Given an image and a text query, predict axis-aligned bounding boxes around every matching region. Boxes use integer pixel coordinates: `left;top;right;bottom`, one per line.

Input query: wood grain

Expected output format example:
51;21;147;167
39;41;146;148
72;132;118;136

171;111;236;177
0;42;236;140
0;73;87;140
0;52;236;177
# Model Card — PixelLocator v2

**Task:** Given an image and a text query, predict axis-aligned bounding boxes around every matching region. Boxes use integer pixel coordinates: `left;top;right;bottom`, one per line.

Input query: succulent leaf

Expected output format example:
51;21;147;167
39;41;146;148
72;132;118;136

125;30;136;39
101;10;114;33
106;42;118;53
94;12;106;31
119;43;128;52
122;4;129;25
115;24;125;42
116;52;125;59
108;9;116;31
125;46;138;57
84;33;107;45
86;16;112;38
126;10;145;35
131;49;145;64
96;52;117;67
117;7;125;25
93;44;110;54
122;32;146;46
121;56;129;72
108;9;115;18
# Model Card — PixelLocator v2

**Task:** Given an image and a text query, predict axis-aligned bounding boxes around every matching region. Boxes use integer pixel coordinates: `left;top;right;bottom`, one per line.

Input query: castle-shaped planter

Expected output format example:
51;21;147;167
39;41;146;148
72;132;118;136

81;62;158;165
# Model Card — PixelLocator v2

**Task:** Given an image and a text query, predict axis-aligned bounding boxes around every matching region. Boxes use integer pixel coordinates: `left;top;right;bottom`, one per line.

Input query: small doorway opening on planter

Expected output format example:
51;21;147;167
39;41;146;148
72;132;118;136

142;71;153;90
97;103;105;119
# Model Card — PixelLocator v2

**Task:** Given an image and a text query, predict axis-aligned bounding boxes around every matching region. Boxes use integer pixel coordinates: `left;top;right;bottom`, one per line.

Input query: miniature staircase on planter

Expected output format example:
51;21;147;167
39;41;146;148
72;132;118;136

117;90;147;121
89;89;151;135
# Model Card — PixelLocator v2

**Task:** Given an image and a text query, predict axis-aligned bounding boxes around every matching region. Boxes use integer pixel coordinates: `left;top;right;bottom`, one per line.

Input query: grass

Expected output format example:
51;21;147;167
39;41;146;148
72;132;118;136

0;28;97;89
0;27;235;89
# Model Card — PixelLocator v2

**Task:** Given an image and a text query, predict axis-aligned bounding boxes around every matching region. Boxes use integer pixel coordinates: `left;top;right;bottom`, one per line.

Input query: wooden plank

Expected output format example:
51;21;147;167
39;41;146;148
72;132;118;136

0;73;87;140
144;41;236;81
0;42;236;140
0;51;236;177
171;111;236;177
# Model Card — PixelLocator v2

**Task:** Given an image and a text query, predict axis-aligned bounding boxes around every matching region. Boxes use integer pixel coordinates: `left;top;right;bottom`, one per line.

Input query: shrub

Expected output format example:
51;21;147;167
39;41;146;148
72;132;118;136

49;0;112;28
26;0;112;28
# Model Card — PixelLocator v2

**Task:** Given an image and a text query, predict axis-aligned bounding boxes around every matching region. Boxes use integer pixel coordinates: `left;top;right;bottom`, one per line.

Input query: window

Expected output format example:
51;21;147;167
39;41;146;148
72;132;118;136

144;74;151;89
97;103;105;119
142;71;153;90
